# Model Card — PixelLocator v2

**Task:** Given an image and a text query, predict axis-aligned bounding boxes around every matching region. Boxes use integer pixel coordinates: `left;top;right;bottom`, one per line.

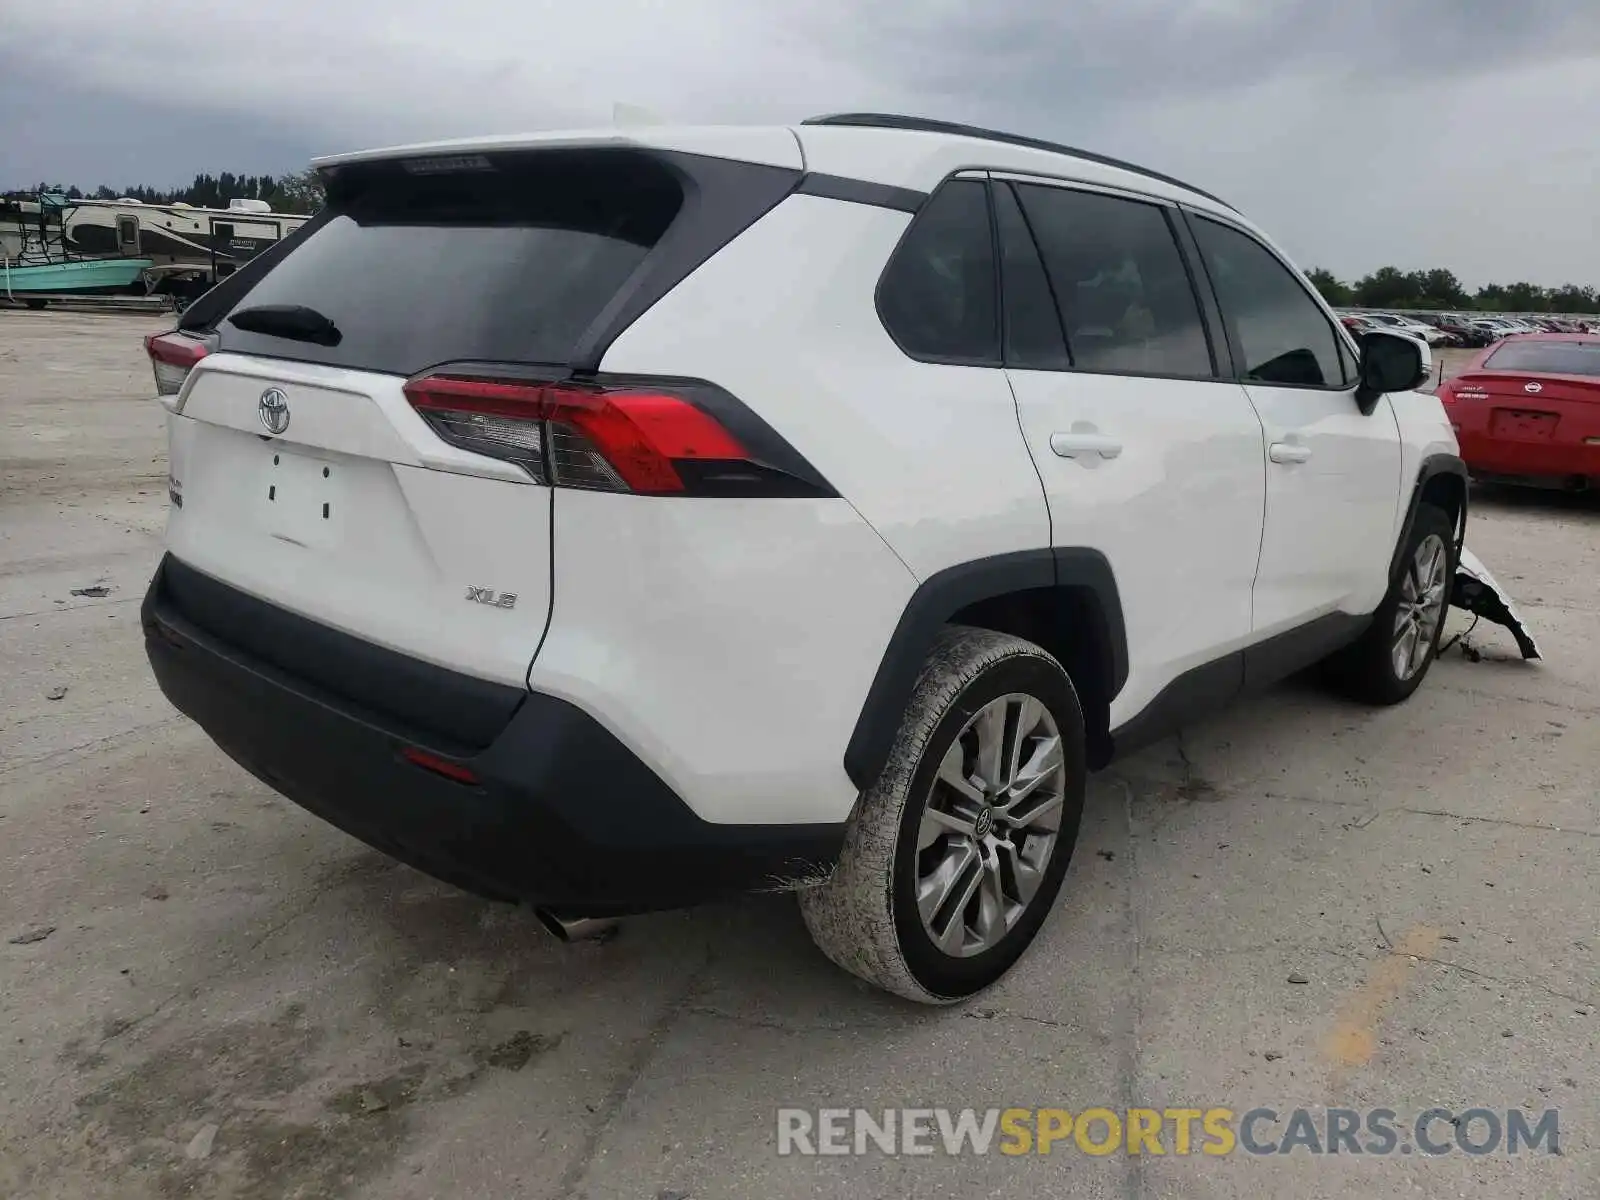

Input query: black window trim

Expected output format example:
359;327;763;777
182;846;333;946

1179;205;1365;396
991;175;1073;372
995;173;1229;385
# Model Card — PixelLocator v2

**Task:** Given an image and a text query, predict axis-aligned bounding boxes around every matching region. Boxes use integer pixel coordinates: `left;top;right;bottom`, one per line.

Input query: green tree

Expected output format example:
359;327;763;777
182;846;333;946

1305;267;1352;307
1476;283;1510;311
1412;268;1467;309
1353;266;1414;308
269;168;326;215
1547;284;1598;314
1502;281;1549;312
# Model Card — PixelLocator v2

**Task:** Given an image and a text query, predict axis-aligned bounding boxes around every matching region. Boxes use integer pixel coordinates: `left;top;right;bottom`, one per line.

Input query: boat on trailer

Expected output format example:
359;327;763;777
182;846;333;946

1;194;152;306
61;197;312;296
2;256;154;297
2;192;312;307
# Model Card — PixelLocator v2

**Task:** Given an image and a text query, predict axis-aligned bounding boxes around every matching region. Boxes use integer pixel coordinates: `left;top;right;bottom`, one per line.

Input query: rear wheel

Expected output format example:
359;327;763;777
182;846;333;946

800;626;1087;1003
1325;503;1455;705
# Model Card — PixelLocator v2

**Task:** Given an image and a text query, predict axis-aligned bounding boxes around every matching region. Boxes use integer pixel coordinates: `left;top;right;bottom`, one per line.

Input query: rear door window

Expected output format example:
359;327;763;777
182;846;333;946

215;150;684;375
1013;183;1214;379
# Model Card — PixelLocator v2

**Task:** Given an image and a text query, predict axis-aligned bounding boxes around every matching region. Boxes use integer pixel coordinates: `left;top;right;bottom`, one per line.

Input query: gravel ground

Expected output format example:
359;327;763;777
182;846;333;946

1;315;1595;1199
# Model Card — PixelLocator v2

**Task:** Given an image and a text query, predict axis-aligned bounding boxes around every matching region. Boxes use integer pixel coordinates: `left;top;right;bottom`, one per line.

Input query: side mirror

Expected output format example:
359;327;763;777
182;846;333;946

1355;331;1429;415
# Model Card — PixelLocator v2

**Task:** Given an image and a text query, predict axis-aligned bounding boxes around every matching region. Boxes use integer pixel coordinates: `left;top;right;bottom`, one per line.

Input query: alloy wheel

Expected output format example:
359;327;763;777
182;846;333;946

915;693;1067;958
1392;533;1448;681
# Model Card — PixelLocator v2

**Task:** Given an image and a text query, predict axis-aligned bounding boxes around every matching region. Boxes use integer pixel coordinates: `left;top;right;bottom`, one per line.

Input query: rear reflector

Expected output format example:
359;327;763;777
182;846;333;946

145;330;212;396
400;745;480;785
404;373;764;495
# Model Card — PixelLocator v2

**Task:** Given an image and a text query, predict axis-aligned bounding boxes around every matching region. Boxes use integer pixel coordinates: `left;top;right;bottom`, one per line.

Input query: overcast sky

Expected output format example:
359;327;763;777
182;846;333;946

2;0;1597;287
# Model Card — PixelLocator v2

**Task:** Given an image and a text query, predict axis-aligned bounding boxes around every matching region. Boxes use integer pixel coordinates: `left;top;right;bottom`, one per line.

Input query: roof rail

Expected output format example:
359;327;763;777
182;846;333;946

800;112;1235;211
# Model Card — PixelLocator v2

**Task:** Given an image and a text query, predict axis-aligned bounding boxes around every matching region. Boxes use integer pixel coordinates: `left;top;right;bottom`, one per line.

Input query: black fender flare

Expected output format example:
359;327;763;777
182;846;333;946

842;548;1128;791
1389;454;1469;583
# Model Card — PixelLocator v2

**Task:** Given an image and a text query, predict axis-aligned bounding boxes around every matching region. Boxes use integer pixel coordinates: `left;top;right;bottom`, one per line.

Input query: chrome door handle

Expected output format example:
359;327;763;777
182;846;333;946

1269;442;1312;464
1050;432;1123;460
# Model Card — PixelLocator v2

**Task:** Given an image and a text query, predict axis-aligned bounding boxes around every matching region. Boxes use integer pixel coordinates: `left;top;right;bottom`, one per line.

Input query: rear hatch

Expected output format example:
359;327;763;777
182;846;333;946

1450;340;1600;442
151;139;802;694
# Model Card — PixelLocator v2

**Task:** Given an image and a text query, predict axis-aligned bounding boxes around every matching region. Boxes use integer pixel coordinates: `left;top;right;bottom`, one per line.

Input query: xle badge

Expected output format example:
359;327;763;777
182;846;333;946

465;586;517;610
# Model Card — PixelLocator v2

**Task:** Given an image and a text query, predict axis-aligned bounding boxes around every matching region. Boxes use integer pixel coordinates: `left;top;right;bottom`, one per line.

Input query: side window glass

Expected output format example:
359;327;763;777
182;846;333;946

1191;217;1344;388
993;182;1069;370
1014;184;1213;378
1337;332;1359;386
877;179;999;364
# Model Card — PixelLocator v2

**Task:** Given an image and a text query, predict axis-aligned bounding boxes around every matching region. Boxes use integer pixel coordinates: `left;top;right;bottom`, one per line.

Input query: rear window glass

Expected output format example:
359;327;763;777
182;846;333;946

1483;340;1600;377
216;150;683;375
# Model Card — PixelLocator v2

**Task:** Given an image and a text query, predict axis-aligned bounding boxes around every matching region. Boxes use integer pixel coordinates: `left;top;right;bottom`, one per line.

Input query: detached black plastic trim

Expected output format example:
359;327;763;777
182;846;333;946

142;557;845;914
794;172;926;213
843;548;1127;791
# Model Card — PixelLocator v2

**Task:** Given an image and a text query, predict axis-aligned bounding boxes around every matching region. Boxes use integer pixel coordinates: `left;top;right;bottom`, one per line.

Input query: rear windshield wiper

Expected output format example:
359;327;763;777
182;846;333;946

227;304;342;346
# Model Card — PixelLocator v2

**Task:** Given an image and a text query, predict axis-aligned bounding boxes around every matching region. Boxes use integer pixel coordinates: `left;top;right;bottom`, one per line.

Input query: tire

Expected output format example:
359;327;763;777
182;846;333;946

799;625;1087;1003
1325;503;1456;705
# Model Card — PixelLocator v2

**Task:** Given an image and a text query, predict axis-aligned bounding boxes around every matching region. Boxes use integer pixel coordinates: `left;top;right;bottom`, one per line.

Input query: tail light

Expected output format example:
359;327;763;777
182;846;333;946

145;330;212;396
403;372;833;498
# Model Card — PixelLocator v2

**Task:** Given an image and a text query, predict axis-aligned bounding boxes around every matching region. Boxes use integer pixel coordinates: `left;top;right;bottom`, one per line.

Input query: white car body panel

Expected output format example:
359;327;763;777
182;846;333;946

597;193;1052;582
314;125;806;172
526;490;915;825
166;357;553;686
1244;383;1405;631
1007;368;1267;728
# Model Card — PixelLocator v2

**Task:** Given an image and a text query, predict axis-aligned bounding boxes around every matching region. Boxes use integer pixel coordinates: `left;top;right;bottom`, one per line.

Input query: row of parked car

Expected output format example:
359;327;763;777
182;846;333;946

1338;310;1600;348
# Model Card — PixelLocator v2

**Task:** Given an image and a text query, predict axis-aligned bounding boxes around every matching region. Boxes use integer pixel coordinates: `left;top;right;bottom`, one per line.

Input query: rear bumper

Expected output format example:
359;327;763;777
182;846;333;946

1452;397;1600;484
1456;431;1600;483
142;554;843;915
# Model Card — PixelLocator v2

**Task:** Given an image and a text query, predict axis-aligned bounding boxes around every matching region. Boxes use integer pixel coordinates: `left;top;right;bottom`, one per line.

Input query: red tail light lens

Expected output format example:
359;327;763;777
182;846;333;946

403;374;754;495
145;330;212;396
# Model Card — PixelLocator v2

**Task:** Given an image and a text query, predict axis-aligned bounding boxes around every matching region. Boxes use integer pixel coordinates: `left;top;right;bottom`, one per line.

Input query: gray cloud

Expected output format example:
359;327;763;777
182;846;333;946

2;0;1597;287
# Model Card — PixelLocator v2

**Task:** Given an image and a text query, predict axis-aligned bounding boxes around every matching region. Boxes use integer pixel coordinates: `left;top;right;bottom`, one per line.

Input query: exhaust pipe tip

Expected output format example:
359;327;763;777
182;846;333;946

534;909;620;943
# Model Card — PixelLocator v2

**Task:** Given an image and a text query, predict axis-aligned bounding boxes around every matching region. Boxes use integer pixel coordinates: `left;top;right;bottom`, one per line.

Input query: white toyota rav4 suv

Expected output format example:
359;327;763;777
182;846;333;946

142;114;1465;1003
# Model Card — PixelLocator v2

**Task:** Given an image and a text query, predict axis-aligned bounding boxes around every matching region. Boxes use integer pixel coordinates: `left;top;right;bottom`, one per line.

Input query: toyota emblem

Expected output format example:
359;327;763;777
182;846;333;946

258;387;290;435
1523;381;1543;394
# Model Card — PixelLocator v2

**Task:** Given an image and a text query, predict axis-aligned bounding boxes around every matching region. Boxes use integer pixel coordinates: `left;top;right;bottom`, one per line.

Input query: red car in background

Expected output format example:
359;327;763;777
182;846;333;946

1437;333;1600;490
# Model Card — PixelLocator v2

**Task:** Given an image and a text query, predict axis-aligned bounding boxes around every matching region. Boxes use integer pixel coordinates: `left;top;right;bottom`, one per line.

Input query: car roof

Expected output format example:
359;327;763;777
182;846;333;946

799;113;1235;209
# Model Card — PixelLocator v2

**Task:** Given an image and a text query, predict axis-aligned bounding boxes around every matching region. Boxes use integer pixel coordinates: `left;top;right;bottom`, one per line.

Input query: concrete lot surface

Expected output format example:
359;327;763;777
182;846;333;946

1;313;1596;1199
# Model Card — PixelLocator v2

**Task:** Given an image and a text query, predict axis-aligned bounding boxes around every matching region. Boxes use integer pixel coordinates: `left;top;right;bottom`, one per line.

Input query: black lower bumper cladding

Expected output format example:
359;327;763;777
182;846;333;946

141;555;843;915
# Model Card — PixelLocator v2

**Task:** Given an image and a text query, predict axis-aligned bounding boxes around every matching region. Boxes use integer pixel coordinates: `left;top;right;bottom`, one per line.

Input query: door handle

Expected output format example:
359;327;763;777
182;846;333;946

1269;442;1312;464
1050;431;1123;460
